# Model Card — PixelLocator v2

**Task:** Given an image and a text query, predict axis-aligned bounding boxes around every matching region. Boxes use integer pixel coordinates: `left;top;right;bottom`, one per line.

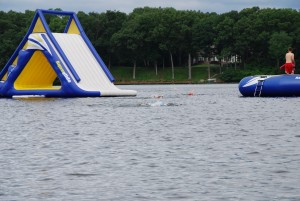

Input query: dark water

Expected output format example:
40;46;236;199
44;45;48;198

1;84;299;201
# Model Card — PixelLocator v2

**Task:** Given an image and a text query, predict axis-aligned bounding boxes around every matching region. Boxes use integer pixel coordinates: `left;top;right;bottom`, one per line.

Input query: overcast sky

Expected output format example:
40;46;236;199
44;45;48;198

0;0;299;14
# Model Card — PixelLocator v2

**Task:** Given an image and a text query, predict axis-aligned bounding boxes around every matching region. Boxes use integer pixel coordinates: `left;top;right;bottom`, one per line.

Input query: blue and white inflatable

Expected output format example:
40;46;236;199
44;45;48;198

0;9;137;98
239;74;300;97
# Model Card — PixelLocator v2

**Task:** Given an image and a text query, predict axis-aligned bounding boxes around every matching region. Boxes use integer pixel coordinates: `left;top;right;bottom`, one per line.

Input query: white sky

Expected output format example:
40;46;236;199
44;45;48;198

0;0;299;14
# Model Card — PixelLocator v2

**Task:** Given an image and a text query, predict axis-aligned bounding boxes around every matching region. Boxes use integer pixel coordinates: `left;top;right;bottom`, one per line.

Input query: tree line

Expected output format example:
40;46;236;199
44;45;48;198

0;7;299;80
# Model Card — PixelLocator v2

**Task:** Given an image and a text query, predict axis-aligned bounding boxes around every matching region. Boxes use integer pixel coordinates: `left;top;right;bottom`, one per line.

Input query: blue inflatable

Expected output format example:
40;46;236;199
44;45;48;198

239;74;300;97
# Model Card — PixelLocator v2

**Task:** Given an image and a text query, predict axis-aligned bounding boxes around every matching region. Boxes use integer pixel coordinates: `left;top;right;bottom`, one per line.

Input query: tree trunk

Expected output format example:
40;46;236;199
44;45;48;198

208;58;211;79
234;54;237;70
155;61;158;76
188;53;192;80
219;60;222;74
133;60;136;79
170;51;174;80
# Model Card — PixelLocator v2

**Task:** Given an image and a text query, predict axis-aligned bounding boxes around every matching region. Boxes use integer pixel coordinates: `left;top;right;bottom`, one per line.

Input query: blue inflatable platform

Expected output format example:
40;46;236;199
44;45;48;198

239;74;300;97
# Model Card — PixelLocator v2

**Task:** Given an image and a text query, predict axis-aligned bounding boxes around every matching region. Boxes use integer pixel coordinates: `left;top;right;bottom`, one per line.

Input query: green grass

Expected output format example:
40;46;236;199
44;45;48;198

109;63;283;83
110;65;221;84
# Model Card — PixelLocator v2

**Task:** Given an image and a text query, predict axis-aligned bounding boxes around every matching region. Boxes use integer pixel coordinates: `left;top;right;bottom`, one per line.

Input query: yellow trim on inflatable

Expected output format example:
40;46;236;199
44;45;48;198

12;57;18;66
33;18;46;33
14;51;61;90
67;19;80;34
2;72;8;81
23;41;29;50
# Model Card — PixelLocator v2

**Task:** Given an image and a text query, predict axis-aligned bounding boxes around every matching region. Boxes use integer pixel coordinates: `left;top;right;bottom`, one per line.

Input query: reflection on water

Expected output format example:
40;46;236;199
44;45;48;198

1;84;300;201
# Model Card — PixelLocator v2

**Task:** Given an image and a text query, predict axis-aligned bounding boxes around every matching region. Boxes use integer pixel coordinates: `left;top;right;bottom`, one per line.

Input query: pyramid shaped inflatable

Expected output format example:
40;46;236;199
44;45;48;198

0;9;137;98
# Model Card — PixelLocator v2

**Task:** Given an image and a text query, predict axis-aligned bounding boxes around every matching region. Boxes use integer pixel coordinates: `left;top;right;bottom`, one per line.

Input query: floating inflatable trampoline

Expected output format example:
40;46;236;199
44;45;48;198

239;74;300;97
0;9;137;98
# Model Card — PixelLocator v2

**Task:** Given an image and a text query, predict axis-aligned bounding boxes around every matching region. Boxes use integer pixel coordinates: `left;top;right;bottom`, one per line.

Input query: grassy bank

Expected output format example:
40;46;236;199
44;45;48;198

110;64;222;84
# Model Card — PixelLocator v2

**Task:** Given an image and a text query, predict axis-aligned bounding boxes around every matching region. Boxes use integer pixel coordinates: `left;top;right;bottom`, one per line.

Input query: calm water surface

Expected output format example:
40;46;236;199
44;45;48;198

0;84;299;201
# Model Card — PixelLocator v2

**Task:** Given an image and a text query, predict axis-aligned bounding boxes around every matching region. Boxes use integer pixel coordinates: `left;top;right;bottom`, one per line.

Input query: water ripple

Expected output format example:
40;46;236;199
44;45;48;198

1;84;300;201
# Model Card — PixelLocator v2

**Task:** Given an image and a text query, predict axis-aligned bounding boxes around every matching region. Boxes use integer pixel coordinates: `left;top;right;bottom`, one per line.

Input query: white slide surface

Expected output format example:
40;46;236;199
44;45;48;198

53;33;136;96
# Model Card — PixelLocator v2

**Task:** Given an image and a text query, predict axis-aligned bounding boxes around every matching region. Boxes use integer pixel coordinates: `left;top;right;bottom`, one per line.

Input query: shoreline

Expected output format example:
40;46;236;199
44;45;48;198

114;80;227;85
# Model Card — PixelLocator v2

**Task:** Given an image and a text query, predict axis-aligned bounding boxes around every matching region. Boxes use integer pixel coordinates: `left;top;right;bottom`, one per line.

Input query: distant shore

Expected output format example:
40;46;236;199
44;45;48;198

115;79;223;85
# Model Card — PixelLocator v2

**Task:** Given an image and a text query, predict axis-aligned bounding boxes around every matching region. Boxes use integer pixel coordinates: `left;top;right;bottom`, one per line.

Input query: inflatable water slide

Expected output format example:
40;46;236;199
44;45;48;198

0;9;137;98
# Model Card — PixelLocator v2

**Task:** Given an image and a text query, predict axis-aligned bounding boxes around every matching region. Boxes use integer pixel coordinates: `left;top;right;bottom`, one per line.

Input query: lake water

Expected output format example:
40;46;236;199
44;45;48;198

1;84;300;201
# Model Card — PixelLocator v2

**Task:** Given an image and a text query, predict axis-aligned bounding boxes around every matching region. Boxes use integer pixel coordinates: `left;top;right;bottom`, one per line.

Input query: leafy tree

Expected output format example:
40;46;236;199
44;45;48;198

0;11;29;67
176;10;204;79
214;11;239;59
269;32;292;68
96;11;127;67
154;7;178;79
111;10;146;79
193;13;218;78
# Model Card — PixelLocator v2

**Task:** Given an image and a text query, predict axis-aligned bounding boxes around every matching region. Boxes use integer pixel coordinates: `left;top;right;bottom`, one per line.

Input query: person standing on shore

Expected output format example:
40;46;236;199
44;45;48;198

280;47;295;74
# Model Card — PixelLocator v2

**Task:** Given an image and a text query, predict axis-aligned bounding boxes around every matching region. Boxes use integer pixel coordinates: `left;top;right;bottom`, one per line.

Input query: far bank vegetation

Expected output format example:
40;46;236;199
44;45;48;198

0;7;299;82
